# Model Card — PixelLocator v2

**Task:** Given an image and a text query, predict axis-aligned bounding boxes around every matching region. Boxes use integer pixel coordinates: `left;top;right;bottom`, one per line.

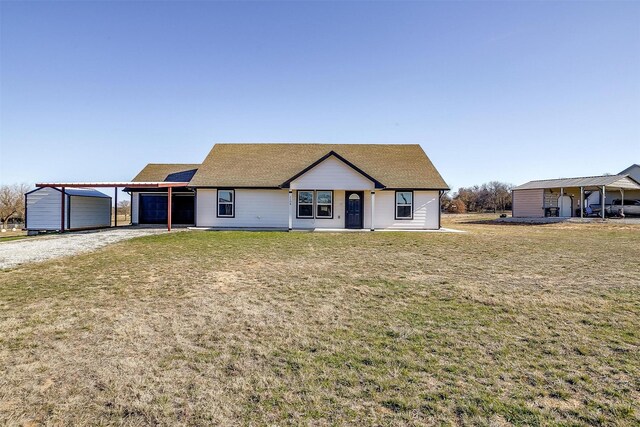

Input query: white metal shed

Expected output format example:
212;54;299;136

25;187;112;232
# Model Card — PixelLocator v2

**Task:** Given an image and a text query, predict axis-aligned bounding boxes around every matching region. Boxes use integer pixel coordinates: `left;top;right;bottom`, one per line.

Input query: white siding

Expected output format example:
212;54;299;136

195;188;439;230
289;156;374;190
69;196;111;229
512;189;544;218
197;189;289;228
373;190;440;230
131;192;140;225
26;188;66;230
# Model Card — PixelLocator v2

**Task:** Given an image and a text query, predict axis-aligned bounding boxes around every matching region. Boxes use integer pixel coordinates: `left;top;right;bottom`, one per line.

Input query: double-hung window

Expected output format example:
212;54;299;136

316;191;333;218
297;191;314;218
395;191;413;219
217;189;234;217
297;190;334;219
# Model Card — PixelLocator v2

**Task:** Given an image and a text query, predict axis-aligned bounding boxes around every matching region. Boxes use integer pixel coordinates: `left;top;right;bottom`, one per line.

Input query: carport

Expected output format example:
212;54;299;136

34;182;189;231
512;174;640;219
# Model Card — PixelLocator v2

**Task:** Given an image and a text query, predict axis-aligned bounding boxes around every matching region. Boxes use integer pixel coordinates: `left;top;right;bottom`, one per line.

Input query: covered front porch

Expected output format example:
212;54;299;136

286;189;378;230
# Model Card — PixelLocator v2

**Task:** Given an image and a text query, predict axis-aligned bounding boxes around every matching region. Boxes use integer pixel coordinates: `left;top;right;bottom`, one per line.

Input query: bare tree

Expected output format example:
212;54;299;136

440;190;451;211
452;181;513;213
0;183;31;229
486;181;512;212
117;200;131;221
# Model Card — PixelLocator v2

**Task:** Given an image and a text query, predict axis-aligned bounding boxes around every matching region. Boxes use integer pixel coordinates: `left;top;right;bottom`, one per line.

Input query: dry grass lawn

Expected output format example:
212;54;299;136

0;217;639;425
0;230;28;243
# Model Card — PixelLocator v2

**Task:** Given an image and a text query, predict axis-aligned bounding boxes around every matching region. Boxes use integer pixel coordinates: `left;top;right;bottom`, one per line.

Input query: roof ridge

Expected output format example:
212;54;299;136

212;142;422;146
145;162;200;166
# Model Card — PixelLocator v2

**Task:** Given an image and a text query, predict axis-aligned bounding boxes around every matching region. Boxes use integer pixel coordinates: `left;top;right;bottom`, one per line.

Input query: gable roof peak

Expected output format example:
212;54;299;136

281;150;384;188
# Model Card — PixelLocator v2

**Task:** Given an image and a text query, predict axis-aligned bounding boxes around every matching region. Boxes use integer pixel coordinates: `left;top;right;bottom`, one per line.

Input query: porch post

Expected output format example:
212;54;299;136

167;187;172;231
580;186;584;218
288;190;293;231
60;187;65;232
114;187;118;227
601;186;606;219
621;189;625;216
560;187;564;217
370;190;375;231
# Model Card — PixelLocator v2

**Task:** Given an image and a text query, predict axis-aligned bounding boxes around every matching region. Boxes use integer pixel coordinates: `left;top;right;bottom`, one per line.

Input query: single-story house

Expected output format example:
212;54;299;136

512;164;640;219
126;143;449;230
25;187;112;232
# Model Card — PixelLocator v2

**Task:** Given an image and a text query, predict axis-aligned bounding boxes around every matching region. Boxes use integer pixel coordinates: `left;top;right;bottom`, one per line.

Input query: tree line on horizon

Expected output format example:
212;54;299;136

442;181;513;213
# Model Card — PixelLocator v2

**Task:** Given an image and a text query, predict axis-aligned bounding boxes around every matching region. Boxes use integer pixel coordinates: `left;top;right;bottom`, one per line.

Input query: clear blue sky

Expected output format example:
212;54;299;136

1;1;639;194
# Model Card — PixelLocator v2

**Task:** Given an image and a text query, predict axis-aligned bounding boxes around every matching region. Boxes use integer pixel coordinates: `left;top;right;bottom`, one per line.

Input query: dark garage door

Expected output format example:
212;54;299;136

139;194;194;225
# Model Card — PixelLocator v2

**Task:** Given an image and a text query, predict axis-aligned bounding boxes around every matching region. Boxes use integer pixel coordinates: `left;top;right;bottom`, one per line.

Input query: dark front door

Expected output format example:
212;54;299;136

345;191;364;229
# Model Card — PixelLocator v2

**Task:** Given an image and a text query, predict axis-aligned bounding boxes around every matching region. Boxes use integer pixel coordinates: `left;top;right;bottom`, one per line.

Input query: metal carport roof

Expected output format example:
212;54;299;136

34;182;190;231
36;182;190;188
514;174;640;191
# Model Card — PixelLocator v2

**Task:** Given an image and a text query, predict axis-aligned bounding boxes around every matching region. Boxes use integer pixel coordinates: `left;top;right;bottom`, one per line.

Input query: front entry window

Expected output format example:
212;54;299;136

297;191;314;218
316;191;333;218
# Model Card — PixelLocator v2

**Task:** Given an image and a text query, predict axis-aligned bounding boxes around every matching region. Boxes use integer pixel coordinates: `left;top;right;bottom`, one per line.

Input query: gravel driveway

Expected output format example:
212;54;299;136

0;228;167;269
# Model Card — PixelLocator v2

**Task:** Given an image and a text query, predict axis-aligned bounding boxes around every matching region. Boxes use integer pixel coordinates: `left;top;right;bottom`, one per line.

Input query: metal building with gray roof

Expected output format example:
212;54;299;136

512;166;640;219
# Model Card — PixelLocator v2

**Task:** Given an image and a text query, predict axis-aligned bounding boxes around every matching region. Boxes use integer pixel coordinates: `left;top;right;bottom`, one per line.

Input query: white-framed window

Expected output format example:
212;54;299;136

316;190;333;218
297;190;314;218
217;189;234;217
395;191;413;219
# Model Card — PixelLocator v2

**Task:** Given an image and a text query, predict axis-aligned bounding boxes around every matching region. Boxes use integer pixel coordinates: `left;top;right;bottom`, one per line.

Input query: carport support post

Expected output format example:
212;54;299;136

601;186;606;219
114;187;118;227
60;187;65;232
580;187;584;218
167;187;172;232
288;190;293;231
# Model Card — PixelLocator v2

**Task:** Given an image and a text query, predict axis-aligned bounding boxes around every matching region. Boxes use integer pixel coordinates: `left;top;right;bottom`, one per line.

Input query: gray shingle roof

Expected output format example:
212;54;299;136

619;164;640;174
